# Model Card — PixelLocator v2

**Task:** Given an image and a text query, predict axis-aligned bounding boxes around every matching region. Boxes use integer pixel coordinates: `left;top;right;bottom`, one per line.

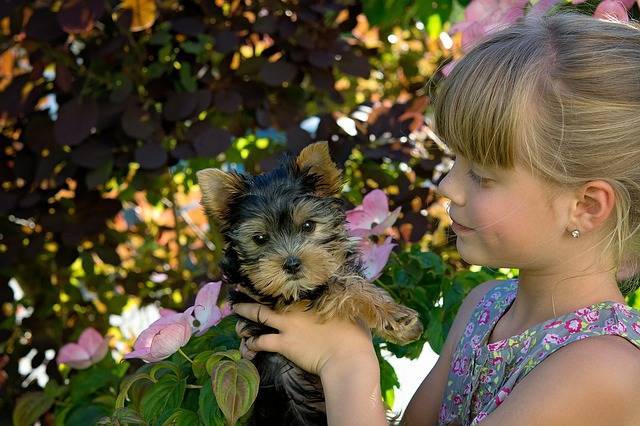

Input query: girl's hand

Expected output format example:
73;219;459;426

232;303;375;377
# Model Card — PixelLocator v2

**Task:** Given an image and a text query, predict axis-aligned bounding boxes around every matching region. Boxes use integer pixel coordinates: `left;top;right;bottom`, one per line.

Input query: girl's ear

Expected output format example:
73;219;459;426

295;142;343;196
196;168;246;223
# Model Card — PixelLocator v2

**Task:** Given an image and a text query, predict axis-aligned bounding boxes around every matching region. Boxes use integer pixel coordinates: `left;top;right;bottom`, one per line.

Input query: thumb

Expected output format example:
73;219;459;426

245;333;280;353
240;338;257;361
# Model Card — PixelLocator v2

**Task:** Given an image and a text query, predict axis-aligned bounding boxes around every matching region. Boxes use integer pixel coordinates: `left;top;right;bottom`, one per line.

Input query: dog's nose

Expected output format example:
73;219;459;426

283;256;302;274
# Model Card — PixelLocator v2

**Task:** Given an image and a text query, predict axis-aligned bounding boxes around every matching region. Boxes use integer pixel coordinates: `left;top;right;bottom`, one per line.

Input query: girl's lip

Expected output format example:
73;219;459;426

451;219;473;232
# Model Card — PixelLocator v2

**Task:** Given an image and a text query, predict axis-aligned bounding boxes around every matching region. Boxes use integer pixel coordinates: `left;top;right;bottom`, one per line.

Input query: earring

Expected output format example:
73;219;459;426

571;229;580;238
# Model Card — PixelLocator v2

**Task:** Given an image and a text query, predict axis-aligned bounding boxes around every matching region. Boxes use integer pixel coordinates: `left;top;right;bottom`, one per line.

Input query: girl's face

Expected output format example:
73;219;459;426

436;154;570;270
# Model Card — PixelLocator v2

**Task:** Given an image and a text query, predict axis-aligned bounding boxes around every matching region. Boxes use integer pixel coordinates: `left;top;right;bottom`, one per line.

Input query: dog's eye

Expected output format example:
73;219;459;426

252;234;269;245
301;220;316;233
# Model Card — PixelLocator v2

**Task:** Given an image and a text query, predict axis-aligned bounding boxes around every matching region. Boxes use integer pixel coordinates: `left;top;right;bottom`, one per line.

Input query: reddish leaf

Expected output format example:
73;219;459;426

260;60;297;86
54;97;99;146
135;143;167;169
121;103;156;140
188;123;232;158
213;90;242;114
163;91;197;121
214;30;239;54
57;0;105;34
25;8;64;41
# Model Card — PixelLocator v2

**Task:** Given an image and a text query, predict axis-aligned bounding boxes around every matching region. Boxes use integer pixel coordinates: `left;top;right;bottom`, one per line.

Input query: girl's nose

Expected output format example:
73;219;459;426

436;169;465;207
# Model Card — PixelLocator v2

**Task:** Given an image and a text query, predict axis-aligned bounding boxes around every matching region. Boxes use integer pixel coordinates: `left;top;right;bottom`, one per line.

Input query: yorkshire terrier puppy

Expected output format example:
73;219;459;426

196;142;422;425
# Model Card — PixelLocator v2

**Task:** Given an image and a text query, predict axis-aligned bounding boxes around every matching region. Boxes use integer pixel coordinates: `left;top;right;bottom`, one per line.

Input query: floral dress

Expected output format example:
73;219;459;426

438;278;640;425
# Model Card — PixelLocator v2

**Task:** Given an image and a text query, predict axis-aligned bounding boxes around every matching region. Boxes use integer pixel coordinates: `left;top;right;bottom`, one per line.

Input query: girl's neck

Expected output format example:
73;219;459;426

507;270;625;329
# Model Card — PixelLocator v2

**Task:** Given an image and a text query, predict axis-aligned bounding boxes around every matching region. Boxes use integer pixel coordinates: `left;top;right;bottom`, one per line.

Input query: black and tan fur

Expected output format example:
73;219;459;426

197;142;422;425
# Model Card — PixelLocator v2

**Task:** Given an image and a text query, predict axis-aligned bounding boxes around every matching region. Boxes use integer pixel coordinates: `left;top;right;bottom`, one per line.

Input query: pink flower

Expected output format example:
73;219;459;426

358;236;396;281
56;327;109;369
449;0;529;51
543;319;563;329
478;309;490;325
440;59;459;77
604;321;627;334
124;307;194;363
495;387;511;406
475;411;489;422
346;189;401;238
577;307;600;323
564;318;582;334
464;322;475;337
594;0;633;22
471;334;482;348
453;394;463;405
487;339;507;351
159;308;178;317
193;281;231;336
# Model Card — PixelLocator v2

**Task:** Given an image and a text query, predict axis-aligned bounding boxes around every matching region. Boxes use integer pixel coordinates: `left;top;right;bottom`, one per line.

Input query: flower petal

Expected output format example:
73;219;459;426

149;320;191;361
78;327;108;364
192;282;224;334
56;343;92;369
360;237;396;281
123;347;152;361
195;307;223;336
370;206;401;236
361;189;391;223
594;0;630;21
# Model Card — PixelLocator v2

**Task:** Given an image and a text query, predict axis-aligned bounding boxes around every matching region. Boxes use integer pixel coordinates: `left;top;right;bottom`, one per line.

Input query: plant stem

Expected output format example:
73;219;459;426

178;348;194;364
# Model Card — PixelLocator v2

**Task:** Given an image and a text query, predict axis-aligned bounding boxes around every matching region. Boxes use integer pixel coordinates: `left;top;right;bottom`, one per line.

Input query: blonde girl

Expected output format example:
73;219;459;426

234;10;640;425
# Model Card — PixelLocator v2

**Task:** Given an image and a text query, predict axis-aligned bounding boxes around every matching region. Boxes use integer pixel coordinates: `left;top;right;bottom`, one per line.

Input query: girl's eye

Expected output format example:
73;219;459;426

252;233;269;245
301;220;316;233
467;169;489;185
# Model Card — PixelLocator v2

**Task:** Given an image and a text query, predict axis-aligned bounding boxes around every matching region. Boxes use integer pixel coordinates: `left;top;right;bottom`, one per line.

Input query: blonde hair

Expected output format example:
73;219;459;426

432;11;640;294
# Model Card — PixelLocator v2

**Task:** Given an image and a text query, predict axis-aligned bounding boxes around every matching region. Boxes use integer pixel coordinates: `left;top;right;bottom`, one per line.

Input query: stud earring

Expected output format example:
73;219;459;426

570;229;580;238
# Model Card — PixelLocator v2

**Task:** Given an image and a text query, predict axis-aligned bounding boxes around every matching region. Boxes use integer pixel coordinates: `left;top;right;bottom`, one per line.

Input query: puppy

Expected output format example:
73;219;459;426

197;142;422;425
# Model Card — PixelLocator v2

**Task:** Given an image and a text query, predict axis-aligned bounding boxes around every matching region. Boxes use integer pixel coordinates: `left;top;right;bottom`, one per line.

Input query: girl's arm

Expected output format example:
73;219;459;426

320;349;388;426
233;303;388;425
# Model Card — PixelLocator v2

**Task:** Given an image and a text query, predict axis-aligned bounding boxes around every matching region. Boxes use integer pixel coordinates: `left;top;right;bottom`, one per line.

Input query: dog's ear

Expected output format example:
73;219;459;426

295;142;343;196
196;168;246;223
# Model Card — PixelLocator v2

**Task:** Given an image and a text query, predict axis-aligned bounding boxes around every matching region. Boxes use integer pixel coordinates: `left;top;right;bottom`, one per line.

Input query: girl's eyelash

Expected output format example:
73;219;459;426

467;169;486;184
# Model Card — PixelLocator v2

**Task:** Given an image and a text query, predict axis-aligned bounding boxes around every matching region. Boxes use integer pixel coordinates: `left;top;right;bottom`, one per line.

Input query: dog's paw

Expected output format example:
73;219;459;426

378;305;423;344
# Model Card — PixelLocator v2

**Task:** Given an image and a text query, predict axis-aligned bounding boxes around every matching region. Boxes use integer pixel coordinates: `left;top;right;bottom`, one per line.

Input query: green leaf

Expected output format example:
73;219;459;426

66;404;111;426
44;379;67;399
13;392;54;426
211;359;260;426
116;372;154;409
179;62;197;93
149;31;172;46
146;62;167;79
192;350;215;380
112;407;147;425
149;360;182;382
198;378;226;426
377;353;399;409
182;41;203;55
426;309;444;354
69;365;115;402
204;349;242;377
141;377;187;424
412;251;445;277
162;409;199;426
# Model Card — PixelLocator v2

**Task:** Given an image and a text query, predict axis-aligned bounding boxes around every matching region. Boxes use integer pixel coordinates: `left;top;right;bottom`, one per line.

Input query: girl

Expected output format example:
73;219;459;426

233;11;640;425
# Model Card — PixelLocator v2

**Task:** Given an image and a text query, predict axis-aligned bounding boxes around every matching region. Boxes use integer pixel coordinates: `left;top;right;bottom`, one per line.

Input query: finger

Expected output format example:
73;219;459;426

240;339;257;361
233;303;283;330
235;320;253;338
245;333;280;353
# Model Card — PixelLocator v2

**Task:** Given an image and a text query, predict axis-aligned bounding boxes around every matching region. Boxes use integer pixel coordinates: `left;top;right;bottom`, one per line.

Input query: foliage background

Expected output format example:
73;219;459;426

2;0;640;424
